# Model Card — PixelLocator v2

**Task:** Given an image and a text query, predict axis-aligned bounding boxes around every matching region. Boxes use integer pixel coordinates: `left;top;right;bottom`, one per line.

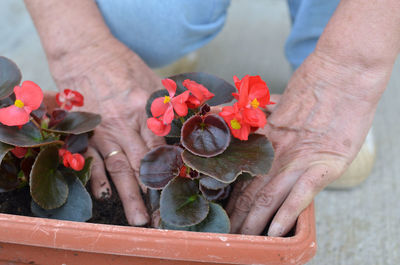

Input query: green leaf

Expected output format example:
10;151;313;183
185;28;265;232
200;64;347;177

182;134;274;183
0;56;22;99
30;146;68;209
0;122;59;147
181;114;230;157
76;157;93;186
31;177;92;222
44;111;101;135
169;72;236;106
161;203;230;233
0;142;13;164
160;177;209;227
139;145;183;189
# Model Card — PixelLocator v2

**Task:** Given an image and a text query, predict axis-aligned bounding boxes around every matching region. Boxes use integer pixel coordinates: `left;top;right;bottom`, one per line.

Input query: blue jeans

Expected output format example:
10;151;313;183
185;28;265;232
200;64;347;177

96;0;340;69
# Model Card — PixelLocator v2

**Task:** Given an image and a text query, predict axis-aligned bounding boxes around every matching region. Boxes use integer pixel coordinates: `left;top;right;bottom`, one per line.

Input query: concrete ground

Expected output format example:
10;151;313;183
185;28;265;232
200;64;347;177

1;1;399;264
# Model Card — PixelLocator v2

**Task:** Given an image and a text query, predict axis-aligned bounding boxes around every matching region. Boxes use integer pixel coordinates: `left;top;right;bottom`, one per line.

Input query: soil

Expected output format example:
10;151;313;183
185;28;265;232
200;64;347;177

0;182;295;237
0;182;129;226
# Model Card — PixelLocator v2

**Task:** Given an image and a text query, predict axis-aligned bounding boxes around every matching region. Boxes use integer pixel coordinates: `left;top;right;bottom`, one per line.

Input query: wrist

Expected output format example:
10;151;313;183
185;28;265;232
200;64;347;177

47;36;143;87
301;50;391;105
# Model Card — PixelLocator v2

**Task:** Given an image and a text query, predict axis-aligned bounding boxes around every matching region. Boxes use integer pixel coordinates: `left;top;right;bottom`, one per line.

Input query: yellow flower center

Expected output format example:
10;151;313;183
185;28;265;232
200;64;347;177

230;119;241;130
14;99;24;108
164;96;171;104
250;98;260;109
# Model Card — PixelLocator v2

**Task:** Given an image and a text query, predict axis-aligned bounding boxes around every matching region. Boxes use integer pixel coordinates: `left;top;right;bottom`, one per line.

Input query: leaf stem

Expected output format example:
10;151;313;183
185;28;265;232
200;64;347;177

30;117;45;139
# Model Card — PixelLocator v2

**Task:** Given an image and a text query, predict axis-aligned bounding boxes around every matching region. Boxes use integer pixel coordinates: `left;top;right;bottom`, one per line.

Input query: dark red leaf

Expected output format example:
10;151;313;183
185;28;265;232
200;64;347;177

181;114;230;157
139;145;184;189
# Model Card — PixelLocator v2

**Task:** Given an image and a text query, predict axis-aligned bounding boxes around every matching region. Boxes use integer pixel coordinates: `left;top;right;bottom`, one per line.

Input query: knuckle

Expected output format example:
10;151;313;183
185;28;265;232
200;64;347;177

301;176;323;193
254;191;274;208
91;161;105;173
283;202;298;214
105;154;132;175
235;193;254;213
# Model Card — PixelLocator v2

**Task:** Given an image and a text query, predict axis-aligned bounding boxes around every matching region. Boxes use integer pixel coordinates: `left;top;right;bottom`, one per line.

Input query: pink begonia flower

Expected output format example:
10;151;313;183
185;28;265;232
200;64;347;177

0;81;43;126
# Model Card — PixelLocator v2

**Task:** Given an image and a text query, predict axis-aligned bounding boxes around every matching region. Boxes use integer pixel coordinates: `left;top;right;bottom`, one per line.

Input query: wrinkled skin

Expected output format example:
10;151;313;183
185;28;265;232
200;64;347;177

226;51;387;236
48;37;165;226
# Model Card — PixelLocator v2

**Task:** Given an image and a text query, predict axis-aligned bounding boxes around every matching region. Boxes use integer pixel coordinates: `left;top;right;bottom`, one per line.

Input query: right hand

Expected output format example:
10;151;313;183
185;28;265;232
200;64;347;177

48;36;165;226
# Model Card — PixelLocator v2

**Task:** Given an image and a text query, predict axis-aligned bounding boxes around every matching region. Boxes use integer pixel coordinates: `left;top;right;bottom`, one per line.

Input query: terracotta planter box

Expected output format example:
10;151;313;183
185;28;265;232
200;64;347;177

0;203;316;265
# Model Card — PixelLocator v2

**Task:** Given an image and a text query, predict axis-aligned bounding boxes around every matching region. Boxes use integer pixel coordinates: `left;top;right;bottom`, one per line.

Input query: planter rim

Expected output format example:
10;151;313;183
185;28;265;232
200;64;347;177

0;203;316;264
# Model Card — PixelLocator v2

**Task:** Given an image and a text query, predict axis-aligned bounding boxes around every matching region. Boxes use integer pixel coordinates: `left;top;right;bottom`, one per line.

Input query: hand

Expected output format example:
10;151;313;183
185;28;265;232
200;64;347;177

48;37;165;226
227;52;387;236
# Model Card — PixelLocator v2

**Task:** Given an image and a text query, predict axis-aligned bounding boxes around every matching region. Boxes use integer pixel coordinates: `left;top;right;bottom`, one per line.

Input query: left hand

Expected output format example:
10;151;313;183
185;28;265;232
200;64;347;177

226;51;387;236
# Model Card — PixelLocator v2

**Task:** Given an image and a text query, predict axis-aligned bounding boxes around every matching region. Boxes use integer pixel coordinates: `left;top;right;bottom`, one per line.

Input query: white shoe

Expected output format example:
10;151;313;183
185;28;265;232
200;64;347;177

327;128;376;189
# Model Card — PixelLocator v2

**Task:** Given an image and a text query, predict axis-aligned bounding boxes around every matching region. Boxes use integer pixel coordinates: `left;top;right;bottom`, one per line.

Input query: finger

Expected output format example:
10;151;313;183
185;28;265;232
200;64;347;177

225;178;252;215
119;130;152;192
209;105;223;115
229;175;273;233
93;135;149;226
239;169;304;235
85;146;112;200
268;164;335;237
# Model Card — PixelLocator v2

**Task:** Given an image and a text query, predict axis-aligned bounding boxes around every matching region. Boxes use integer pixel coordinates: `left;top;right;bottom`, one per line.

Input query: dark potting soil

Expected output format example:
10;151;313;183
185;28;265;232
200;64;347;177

0;182;129;226
0;182;296;237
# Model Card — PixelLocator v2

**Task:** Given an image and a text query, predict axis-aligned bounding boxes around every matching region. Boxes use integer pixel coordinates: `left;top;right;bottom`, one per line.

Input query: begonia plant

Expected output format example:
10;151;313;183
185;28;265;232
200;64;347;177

0;56;100;222
140;72;276;233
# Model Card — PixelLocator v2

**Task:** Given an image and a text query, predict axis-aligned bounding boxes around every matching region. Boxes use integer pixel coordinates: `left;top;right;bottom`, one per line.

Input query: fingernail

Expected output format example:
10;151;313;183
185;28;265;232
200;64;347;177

268;222;284;237
131;212;149;226
98;187;111;200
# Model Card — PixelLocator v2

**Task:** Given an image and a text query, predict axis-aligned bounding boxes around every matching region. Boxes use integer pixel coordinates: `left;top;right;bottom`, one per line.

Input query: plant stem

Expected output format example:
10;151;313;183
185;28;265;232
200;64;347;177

30;117;45;139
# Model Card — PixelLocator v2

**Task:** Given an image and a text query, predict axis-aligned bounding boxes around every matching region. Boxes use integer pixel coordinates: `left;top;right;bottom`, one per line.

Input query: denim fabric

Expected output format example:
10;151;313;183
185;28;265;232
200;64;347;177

285;0;340;69
96;0;339;69
95;0;231;68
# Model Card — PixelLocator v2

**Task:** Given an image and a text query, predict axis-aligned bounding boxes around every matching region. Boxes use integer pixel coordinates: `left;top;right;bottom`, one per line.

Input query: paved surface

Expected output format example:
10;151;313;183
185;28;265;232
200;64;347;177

1;1;399;264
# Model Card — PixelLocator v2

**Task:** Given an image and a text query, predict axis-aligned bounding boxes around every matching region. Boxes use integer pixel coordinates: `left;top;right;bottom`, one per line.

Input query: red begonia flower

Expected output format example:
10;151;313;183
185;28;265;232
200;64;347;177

233;75;274;108
179;165;191;178
151;79;190;123
182;79;214;108
148;79;190;136
219;103;251;141
11;146;28;158
56;89;84;110
146;117;172;136
0;81;43;126
242;108;267;128
60;149;85;171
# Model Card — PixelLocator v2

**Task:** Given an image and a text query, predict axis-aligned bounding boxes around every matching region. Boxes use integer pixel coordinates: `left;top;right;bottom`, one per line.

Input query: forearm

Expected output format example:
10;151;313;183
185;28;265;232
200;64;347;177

24;0;112;61
298;0;399;107
315;0;400;80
